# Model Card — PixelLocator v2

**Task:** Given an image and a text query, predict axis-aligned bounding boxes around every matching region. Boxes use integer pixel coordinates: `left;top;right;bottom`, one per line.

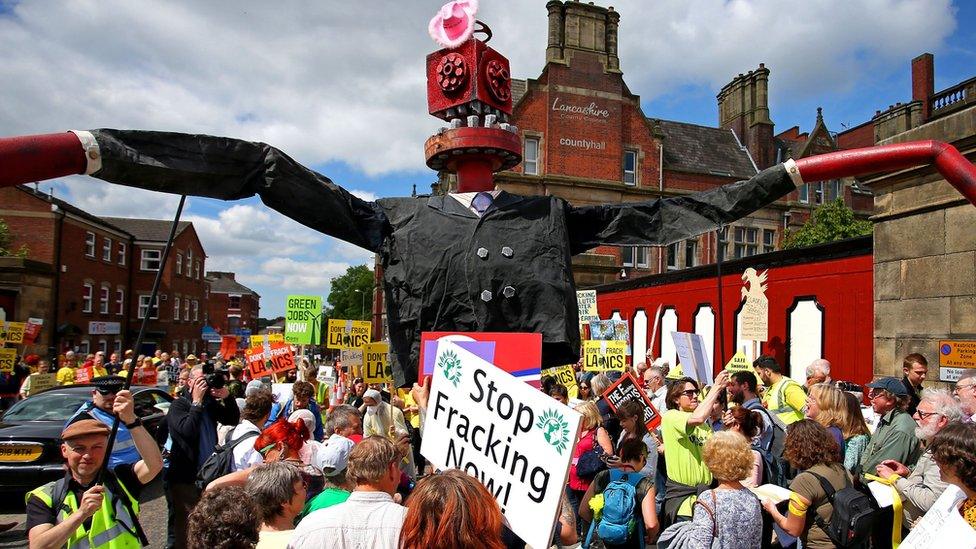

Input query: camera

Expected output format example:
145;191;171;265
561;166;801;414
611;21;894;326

201;360;228;389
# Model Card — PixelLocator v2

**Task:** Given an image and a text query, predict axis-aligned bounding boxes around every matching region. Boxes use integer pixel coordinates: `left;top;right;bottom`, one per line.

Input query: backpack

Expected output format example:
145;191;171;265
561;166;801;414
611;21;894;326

195;430;259;490
585;469;645;548
806;470;881;548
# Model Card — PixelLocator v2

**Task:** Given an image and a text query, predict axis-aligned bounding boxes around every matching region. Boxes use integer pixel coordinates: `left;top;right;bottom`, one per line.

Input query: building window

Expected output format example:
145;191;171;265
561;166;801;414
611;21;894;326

113;340;122;354
192;340;197;354
85;232;96;257
100;285;110;314
117;242;126;266
141;249;161;271
733;227;759;259
523;137;539;175
623;150;637;186
174;297;181;322
194;260;200;280
79;340;90;355
186;250;193;277
621;247;634;267
228;295;241;310
82;283;93;313
116;288;125;316
798;184;809;204
98;340;107;354
827;180;842;202
103;238;112;261
813;182;824;205
138;295;159;319
685;239;699;268
176;253;183;276
228;316;241;332
184;299;190;322
192;300;199;322
635;247;649;268
763;229;776;254
183;340;189;356
666;243;679;271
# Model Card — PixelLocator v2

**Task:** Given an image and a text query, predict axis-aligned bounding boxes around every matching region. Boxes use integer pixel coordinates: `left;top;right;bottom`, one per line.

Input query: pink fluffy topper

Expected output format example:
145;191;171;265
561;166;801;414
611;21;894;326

428;0;479;49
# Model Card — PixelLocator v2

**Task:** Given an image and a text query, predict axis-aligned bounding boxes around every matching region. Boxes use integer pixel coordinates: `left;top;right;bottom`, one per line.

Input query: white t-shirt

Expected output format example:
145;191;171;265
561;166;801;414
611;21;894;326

230;419;263;472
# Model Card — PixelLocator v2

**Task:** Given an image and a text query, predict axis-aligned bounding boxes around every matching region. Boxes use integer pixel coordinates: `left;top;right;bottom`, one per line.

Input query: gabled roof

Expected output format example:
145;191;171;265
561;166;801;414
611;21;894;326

16;186;131;235
511;78;528;106
651;119;757;180
205;273;260;297
100;217;191;242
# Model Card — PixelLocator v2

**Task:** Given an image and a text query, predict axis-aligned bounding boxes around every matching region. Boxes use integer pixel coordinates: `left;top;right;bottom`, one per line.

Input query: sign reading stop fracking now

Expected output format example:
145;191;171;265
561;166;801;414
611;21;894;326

284;295;322;345
326;319;371;350
422;341;582;549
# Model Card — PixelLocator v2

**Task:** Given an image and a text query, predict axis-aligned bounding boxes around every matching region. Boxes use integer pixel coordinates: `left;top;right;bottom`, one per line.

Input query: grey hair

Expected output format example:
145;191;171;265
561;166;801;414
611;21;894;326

590;373;611;396
958;370;976;383
921;388;964;423
325;404;361;435
647;366;665;379
190;364;204;377
245;461;303;523
806;359;831;378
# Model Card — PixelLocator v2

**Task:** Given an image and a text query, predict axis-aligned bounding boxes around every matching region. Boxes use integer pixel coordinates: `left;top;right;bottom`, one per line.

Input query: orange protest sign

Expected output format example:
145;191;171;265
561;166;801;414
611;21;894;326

219;336;238;359
244;343;296;379
133;367;158;386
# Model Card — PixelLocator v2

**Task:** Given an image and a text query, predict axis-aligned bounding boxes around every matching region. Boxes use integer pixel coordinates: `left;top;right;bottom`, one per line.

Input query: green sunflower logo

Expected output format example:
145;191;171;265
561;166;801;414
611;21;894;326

536;409;571;454
439;349;462;387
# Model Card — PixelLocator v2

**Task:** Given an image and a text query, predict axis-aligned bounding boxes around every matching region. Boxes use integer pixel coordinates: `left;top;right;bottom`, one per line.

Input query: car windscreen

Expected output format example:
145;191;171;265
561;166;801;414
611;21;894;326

3;391;89;422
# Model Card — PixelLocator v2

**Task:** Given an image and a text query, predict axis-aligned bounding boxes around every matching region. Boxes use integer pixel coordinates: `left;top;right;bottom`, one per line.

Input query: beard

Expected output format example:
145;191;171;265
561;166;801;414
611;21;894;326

915;423;940;442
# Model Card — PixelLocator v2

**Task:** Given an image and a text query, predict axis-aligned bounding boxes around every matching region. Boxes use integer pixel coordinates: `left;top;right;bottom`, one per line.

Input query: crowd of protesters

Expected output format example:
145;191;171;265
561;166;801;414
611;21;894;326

6;343;976;548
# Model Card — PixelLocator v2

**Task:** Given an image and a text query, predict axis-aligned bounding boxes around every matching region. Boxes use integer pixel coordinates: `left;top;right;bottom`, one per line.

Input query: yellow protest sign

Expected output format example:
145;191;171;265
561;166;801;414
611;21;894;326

666;362;685;380
583;340;627;371
724;352;757;375
541;364;579;399
0;348;16;374
363;342;391;384
250;333;284;347
326;319;371;350
28;373;57;395
0;322;26;345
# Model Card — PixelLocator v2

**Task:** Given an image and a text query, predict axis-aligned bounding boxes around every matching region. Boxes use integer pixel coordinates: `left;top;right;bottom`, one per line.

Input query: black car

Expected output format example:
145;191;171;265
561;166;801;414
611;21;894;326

0;385;172;491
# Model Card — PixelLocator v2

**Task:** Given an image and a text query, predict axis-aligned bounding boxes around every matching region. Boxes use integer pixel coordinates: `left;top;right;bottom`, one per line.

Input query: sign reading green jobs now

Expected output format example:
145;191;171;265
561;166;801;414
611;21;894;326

285;295;322;345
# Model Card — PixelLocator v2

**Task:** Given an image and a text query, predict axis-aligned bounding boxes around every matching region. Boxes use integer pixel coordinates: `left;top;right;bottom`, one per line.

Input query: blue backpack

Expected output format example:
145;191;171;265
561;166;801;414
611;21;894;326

585;469;645;548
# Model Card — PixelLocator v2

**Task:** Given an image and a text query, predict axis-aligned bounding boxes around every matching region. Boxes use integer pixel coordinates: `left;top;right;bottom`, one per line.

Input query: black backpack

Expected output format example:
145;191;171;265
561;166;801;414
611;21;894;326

195;430;259;490
806;470;881;547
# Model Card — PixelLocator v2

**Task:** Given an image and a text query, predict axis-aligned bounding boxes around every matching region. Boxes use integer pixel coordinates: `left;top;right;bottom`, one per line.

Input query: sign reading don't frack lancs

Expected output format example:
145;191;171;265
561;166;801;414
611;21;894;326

583;340;627;371
285;295;322;345
363;342;392;384
421;341;582;549
326;319;371;350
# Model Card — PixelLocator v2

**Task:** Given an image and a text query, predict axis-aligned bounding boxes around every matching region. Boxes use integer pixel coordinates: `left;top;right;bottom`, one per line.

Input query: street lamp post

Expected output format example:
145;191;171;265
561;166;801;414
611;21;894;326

354;289;366;321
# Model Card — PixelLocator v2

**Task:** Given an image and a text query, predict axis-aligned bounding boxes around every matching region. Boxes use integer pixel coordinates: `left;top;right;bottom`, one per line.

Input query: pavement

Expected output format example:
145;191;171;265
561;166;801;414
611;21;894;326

0;476;169;548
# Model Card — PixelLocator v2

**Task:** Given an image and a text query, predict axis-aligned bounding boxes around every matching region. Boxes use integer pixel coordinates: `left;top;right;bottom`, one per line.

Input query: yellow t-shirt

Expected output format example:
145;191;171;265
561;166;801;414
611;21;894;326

661;409;713;517
56;367;75;385
398;389;421;429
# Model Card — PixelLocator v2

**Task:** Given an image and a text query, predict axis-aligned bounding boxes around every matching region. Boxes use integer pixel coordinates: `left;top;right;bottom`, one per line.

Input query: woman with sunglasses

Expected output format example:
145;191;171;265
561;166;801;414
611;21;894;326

660;371;729;524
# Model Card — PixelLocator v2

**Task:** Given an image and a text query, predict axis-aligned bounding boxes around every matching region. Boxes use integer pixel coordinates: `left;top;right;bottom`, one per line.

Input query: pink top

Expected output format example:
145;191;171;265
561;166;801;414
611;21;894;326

568;428;597;491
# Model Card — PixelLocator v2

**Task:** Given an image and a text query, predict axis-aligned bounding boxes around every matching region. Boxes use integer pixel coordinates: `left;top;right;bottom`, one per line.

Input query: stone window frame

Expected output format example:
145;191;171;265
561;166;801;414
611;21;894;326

173;296;181;323
116;287;125;316
623;148;639;186
117;242;127;266
82;282;93;313
84;232;96;258
138;294;160;320
140;249;161;271
523;134;542;175
99;284;110;315
102;237;112;262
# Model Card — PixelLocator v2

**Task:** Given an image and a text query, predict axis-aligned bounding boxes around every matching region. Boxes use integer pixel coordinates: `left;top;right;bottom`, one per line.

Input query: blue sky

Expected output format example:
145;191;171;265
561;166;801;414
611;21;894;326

1;1;972;318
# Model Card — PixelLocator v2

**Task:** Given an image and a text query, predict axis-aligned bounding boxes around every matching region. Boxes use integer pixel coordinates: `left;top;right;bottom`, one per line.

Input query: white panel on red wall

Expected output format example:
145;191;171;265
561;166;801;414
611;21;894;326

660;308;678;367
694;306;716;367
788;298;824;384
632;310;647;367
610;311;622;322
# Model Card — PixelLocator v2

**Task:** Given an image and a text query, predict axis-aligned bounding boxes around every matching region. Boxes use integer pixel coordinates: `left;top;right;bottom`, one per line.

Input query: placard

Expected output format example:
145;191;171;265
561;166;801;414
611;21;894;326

0;348;16;373
250;333;285;348
576;290;598;324
739;268;769;342
902;485;976;548
244;343;297;379
284;295;322;345
326;319;371;350
724;351;754;374
419;332;542;387
541;365;579;400
22;318;44;345
589;319;629;345
363;342;392;384
28;373;56;394
219;336;238;359
421;341;582;549
600;372;661;431
672;331;713;385
0;322;26;344
133;368;158;386
340;348;364;377
316;365;336;383
583;340;627;371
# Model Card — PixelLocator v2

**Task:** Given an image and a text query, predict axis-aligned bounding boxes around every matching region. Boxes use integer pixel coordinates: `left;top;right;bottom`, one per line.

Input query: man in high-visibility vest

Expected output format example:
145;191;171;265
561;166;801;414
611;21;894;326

25;389;163;548
755;355;805;426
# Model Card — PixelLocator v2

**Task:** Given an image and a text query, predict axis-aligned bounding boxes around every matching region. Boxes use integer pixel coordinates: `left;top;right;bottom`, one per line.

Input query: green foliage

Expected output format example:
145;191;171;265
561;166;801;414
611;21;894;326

0;217;29;258
325;265;374;321
782;199;872;249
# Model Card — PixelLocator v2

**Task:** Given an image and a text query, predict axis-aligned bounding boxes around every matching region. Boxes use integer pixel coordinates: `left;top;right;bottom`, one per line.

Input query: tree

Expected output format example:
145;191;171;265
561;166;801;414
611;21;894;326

782;199;872;249
325;265;374;321
0;217;29;258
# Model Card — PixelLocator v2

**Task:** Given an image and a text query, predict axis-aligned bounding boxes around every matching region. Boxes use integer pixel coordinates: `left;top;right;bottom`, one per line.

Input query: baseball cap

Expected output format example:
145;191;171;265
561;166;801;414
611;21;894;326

866;377;908;396
245;379;268;397
317;434;354;476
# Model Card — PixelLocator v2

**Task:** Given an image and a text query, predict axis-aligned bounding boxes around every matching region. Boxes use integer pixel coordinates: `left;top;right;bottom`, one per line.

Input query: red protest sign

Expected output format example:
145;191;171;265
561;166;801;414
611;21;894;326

133;367;157;386
219;336;238;359
245;343;296;379
601;372;661;431
22;318;43;345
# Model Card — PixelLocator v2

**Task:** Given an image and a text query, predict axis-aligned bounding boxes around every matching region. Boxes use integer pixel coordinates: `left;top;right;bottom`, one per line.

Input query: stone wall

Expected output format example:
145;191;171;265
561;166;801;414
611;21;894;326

868;104;976;380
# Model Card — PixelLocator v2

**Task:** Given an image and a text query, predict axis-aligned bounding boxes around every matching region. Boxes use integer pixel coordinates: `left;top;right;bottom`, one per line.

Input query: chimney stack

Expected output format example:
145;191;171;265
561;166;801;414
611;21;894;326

911;53;934;120
545;0;621;73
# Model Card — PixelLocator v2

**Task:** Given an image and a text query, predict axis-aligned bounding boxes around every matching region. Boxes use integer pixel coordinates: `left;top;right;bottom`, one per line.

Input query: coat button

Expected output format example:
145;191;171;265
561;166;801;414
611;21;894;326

501;246;514;258
480;290;493;302
502;286;516;298
477;247;489;259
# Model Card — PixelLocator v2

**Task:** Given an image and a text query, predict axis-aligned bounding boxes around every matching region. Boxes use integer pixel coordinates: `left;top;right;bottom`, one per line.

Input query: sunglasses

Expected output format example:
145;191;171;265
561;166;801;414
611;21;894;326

679;389;698;397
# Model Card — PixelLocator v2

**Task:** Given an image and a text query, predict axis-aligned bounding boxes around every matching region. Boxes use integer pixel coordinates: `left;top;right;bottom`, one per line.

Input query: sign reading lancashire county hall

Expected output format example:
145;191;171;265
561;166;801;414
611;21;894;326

285;295;322;345
421;341;582;549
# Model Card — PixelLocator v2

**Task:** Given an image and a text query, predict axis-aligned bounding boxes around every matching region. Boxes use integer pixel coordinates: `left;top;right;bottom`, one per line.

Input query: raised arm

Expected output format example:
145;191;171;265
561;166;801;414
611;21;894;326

0;129;390;253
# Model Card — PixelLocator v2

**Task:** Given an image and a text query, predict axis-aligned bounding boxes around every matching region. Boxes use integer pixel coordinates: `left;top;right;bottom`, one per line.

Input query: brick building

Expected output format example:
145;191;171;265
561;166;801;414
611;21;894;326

102;218;208;356
204;271;260;341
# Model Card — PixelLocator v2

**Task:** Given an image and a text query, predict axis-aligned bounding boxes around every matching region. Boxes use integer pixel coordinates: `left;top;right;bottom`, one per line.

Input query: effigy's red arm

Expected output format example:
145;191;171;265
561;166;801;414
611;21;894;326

794;140;976;206
0;132;88;187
